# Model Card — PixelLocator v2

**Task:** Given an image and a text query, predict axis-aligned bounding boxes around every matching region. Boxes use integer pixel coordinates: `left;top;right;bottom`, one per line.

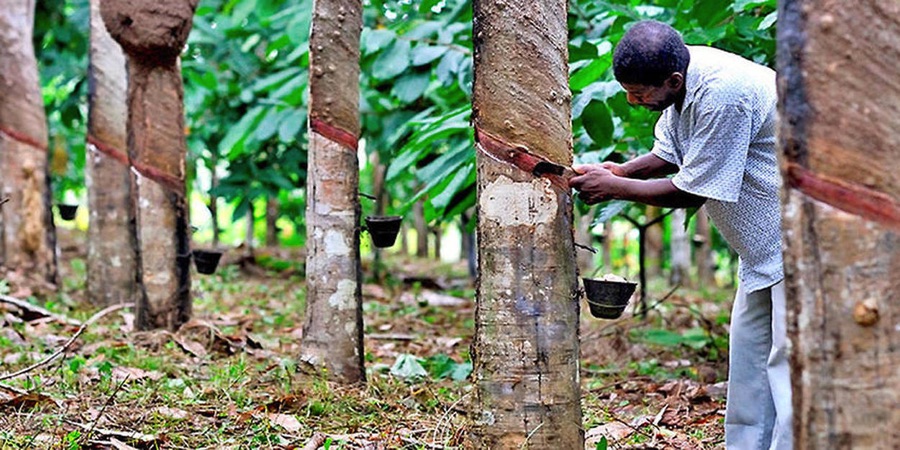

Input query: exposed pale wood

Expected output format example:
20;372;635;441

778;1;900;448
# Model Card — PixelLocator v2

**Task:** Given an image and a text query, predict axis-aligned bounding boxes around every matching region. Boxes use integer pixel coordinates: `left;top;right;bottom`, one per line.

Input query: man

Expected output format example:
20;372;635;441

569;21;790;450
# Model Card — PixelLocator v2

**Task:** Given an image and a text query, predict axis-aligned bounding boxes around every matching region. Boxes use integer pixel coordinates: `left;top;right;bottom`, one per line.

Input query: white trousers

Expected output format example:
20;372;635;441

724;280;792;450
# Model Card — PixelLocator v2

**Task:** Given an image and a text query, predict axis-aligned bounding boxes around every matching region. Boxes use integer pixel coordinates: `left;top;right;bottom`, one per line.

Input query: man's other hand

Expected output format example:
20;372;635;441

569;165;622;204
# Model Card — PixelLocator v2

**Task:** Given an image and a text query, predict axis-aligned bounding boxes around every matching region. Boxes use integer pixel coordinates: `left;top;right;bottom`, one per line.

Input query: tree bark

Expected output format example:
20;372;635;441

574;207;594;275
779;1;900;448
644;206;663;278
468;0;582;447
299;0;364;384
0;0;57;284
209;151;220;247
694;207;715;287
266;196;279;247
86;0;136;306
669;209;690;287
414;199;428;257
101;0;197;330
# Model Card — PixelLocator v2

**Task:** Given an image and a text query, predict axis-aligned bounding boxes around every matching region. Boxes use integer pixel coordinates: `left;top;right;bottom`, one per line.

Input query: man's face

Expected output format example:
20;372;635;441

620;75;683;111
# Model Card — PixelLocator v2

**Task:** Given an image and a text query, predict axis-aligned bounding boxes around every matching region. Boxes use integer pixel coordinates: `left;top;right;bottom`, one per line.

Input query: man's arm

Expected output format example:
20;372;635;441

569;165;706;209
578;153;678;180
618;153;679;179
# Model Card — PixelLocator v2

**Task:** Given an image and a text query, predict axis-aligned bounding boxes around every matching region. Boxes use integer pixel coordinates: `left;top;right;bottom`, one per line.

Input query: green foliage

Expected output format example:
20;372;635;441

390;353;471;382
34;0;89;202
33;0;775;253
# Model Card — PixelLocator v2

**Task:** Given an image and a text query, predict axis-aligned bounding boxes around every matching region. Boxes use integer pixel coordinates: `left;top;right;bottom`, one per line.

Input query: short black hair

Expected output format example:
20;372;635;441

613;20;690;86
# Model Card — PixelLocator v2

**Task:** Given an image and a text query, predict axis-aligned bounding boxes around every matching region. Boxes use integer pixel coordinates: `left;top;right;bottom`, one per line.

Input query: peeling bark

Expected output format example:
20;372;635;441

778;1;900;448
299;0;364;384
469;0;582;447
0;0;57;283
86;0;136;306
101;0;197;330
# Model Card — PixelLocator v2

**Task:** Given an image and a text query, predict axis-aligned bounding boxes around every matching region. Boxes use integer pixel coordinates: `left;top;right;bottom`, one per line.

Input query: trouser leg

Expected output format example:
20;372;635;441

725;283;775;450
767;280;792;450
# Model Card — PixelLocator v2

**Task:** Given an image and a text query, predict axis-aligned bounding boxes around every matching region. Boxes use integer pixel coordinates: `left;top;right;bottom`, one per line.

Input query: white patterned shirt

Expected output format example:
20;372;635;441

651;46;783;293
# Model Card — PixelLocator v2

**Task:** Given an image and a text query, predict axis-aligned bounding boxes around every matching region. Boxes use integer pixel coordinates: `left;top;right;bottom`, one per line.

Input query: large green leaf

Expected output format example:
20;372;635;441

411;45;448;66
581;100;614;147
392;72;431;103
250;67;302;93
220;106;267;158
372;39;412;80
277;108;306;143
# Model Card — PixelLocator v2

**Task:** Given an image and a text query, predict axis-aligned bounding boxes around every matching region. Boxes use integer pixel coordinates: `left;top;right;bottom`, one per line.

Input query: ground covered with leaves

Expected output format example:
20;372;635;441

1;232;734;449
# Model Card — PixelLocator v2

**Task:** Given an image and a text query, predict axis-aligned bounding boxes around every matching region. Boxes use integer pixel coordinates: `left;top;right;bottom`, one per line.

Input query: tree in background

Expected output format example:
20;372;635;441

778;0;900;447
298;0;365;384
85;0;135;306
100;0;198;330
0;0;58;286
468;0;581;447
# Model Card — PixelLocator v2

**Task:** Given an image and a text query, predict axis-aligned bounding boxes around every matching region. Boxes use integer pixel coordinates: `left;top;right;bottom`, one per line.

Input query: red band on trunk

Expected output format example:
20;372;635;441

310;118;358;151
0;125;47;151
475;127;570;190
87;134;129;166
88;134;184;195
786;162;900;230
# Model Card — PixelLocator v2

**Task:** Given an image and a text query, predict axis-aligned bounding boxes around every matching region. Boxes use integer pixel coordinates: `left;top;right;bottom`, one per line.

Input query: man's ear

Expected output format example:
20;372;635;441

667;73;684;90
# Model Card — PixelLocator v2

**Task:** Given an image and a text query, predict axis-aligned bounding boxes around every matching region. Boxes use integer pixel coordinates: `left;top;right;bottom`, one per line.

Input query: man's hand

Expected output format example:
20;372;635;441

573;162;626;178
569;164;623;204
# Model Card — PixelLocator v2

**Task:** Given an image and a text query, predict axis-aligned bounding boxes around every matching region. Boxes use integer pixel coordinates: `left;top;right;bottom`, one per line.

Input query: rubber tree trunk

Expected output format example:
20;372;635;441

209;152;220;247
101;0;197;330
779;1;900;448
574;207;594;275
0;0;57;284
299;0;364;384
266;197;279;247
694;207;715;287
669;208;690;287
468;0;582;447
86;0;136;306
644;206;663;278
414;199;428;257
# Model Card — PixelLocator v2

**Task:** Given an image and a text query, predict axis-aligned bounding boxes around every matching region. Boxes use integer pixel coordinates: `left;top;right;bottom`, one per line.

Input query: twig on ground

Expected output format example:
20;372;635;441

0;382;28;395
85;374;131;444
302;432;328;450
65;420;156;444
0;303;134;381
400;436;445;450
0;197;8;207
0;293;82;326
520;422;544;450
430;392;469;447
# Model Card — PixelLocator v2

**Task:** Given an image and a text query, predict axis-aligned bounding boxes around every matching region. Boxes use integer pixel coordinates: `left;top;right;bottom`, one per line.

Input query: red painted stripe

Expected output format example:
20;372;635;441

786;162;900;230
87;134;184;195
475;127;570;190
87;134;129;166
0;125;47;151
310;118;358;151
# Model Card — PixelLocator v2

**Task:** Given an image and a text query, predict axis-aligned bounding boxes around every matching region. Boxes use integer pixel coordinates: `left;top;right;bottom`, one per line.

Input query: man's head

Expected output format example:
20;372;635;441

613;20;690;111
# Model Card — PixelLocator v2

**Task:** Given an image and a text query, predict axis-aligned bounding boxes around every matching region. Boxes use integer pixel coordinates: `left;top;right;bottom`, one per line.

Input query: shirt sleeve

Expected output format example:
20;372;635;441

671;103;752;203
650;111;679;165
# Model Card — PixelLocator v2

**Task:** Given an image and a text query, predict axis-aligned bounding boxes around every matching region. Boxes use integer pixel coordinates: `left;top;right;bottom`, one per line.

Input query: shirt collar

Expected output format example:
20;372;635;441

681;46;702;110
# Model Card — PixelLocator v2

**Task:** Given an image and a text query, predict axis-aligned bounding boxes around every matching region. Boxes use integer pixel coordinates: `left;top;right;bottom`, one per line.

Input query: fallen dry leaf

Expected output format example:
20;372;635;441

268;412;302;432
0;392;59;411
585;421;634;445
154;406;189;420
112;366;165;382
